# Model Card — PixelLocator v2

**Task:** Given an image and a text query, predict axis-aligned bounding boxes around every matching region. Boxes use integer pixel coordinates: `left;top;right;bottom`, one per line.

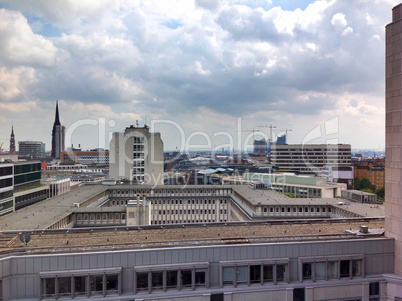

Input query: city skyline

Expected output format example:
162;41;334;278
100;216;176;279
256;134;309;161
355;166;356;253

0;0;399;151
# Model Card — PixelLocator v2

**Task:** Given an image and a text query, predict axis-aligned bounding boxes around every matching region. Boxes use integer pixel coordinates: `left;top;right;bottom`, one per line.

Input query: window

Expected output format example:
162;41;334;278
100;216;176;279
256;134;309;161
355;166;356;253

263;265;273;282
352;259;362;277
181;270;192;287
106;274;119;294
236;266;247;284
74;276;87;296
223;267;234;284
41;278;55;298
303;263;312;280
166;271;178;289
276;264;286;282
328;261;338;279
195;269;206;287
250;265;261;283
58;277;71;297
136;272;149;291
152;272;163;290
340;260;350;277
369;282;380;296
90;275;103;295
314;262;326;280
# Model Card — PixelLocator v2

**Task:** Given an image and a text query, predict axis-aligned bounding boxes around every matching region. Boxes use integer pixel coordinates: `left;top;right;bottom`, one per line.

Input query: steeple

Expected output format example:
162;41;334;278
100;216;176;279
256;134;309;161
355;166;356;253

54;101;61;126
9;125;15;154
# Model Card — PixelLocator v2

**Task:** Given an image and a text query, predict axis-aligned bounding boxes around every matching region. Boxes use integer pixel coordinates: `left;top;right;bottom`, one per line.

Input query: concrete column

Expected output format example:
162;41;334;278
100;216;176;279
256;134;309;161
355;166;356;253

305;286;314;301
361;282;369;301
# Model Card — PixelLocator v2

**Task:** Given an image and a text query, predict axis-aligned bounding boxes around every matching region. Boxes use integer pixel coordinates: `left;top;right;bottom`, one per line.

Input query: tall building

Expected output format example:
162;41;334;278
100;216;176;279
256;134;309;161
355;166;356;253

51;101;65;159
385;3;402;296
9;125;15;155
270;144;351;174
18;141;45;158
109;124;164;185
253;139;267;155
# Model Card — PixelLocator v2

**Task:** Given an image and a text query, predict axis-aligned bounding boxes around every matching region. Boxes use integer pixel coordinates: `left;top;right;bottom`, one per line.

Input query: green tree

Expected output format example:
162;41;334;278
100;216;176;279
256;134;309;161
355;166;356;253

354;178;376;191
376;187;385;201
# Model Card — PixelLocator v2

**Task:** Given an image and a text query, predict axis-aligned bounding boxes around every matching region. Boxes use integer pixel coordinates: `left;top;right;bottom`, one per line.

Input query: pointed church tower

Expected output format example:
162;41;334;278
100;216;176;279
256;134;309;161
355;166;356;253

51;101;65;159
9;125;15;155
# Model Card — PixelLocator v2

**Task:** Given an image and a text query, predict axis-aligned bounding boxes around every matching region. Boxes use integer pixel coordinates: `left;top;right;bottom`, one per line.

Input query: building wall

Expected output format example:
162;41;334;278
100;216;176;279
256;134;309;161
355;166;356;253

18;141;45;158
270;144;351;174
0;238;394;300
0;164;13;216
109;126;164;185
385;3;402;297
386;3;402;278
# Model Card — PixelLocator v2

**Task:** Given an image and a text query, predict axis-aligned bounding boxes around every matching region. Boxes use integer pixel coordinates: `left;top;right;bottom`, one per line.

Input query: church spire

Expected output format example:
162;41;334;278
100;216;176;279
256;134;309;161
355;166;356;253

9;124;15;154
54;101;61;126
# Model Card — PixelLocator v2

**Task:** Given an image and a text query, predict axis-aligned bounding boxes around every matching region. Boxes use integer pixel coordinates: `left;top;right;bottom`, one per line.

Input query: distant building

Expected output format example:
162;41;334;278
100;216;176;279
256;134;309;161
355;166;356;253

13;161;47;210
253;139;267;155
40;176;71;198
61;150;109;166
270;144;352;174
354;164;384;190
0;163;13;216
18;141;45;158
109;125;164;185
276;134;286;145
51;101;65;159
9;125;15;155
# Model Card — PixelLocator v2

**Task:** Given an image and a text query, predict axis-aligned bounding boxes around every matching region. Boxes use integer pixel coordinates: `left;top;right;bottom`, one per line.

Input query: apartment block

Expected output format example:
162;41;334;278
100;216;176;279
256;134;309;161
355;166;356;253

270;144;351;174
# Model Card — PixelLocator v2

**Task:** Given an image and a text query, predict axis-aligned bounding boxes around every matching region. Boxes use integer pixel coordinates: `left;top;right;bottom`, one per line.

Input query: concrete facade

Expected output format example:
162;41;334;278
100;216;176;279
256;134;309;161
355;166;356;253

0;237;393;300
270;144;351;174
109;125;164;185
385;3;402;298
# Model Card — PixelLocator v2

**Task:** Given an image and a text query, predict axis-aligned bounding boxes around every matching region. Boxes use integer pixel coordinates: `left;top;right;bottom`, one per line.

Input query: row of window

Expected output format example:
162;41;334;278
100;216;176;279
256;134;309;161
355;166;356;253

39;258;372;300
76;213;125;222
41;274;119;299
110;189;231;196
155;199;227;205
152;219;224;224
154;209;227;215
263;206;330;214
301;259;362;281
135;267;207;293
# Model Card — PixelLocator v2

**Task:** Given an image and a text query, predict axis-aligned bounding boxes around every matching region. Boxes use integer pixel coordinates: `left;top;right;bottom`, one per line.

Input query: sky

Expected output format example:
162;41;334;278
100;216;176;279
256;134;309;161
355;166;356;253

0;0;399;153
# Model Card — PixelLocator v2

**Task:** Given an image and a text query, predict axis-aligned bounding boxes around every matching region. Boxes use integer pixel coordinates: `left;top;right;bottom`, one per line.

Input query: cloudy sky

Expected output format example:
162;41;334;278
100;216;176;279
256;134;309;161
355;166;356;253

0;0;398;152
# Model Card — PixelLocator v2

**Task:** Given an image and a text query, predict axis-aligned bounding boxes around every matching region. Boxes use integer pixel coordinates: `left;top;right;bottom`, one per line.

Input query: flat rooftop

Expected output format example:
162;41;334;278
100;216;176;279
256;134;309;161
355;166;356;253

0;185;108;231
0;218;385;257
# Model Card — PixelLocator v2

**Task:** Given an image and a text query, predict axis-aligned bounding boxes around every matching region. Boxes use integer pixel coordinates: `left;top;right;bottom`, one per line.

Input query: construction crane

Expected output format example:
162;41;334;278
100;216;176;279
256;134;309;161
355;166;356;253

258;124;276;142
241;128;260;141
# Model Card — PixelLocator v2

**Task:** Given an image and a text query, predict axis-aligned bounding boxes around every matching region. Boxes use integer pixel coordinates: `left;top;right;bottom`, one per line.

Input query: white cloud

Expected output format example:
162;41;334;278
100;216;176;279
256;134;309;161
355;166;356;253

0;9;57;67
331;12;347;27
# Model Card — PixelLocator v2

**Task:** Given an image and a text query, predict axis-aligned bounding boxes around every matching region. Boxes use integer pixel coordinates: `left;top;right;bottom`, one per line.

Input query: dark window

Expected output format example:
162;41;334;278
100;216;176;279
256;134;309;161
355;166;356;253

58;277;71;297
263;265;273;282
277;264;286;282
302;263;312;279
166;271;178;289
195;269;206;287
41;278;55;298
369;282;380;295
90;275;103;295
136;272;149;291
106;274;119;294
74;276;87;296
340;260;350;277
250;265;261;283
181;270;192;287
152;271;163;290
